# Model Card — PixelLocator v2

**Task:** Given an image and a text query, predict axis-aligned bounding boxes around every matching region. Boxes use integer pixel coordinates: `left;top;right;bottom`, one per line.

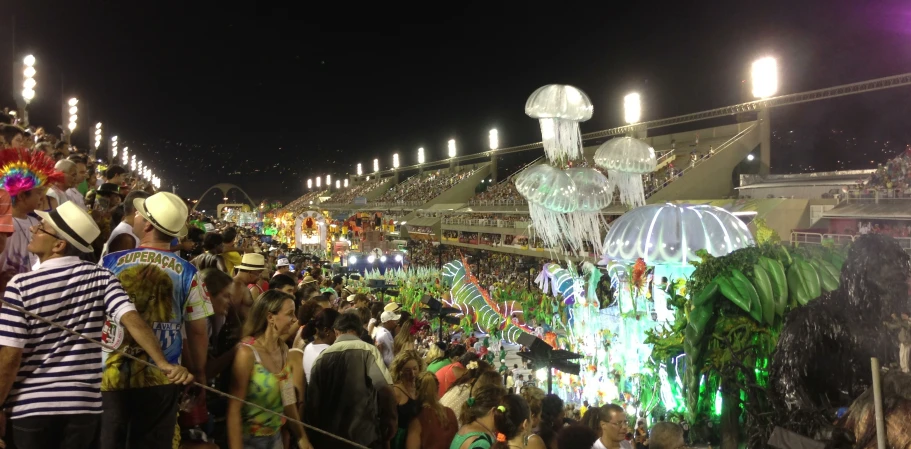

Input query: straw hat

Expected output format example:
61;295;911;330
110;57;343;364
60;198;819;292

134;192;188;238
235;253;266;272
35;201;100;253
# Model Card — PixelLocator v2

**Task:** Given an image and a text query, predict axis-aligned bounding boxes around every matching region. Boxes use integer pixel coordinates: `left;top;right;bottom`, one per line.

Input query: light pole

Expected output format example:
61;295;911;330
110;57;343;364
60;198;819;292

326;174;331;189
307;178;313;190
94;123;102;159
66;98;78;143
335;180;340;189
122;147;129;167
111;135;118;160
357;163;363;178
488;129;499;182
392;153;400;183
343;178;348;188
373;158;379;174
316;176;321;188
19;55;36;126
751;56;777;176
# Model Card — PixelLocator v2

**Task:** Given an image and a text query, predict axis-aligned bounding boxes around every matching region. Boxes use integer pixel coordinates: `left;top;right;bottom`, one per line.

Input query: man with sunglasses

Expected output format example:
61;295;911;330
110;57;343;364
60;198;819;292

0;202;192;449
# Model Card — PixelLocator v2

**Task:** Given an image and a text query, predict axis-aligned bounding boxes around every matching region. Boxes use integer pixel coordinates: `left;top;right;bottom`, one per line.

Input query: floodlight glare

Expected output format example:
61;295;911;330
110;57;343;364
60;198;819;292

624;92;641;124
751;57;778;99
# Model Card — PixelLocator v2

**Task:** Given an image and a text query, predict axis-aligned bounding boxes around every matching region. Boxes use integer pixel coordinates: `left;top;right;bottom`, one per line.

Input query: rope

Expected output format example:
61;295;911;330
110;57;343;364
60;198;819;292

0;297;370;449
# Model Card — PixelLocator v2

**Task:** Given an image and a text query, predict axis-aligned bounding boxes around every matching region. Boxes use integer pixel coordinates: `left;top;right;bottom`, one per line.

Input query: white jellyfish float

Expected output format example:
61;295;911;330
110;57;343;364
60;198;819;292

514;164;578;250
594;137;657;208
564;167;612;255
525;85;593;163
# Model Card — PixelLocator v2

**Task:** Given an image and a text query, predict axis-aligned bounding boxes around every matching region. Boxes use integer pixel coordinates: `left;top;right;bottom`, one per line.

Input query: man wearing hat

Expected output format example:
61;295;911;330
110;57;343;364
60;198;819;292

273;257;291;278
100;192;213;449
0;202;192;449
374;302;401;367
232;252;266;316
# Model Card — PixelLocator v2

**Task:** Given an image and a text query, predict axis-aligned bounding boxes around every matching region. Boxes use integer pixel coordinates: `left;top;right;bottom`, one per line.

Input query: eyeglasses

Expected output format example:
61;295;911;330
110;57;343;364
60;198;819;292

34;225;61;240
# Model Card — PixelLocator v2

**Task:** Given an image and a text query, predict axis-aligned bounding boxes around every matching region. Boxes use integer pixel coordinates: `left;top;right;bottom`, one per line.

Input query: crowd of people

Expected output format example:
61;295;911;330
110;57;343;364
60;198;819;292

469;181;525;205
326;178;387;204
867;147;911;192
284;190;327;214
376;169;478;204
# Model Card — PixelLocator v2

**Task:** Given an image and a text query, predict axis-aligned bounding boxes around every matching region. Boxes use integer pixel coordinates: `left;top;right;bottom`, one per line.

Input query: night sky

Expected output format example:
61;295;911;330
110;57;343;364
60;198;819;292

4;1;911;208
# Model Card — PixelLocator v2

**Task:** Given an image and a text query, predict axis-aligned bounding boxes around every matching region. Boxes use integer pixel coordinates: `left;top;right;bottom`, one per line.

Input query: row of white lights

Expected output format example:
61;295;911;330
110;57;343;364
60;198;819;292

348;254;403;264
18;55;165;189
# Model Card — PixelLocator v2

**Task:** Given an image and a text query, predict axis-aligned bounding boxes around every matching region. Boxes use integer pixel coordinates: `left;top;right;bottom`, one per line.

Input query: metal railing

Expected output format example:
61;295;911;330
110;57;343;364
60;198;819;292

842;188;911;204
643;123;758;199
441;217;532;229
790;231;911;252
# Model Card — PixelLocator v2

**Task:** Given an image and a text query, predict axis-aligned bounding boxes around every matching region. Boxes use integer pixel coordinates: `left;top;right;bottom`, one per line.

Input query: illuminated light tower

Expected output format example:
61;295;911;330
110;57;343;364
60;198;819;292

326;174;331;187
751;56;778;176
94;123;103;157
392;153;399;169
417;147;425;164
343;178;348;188
316;176;321;188
488;129;499;182
335;180;340;189
20;55;36;125
357;163;363;177
138;160;144;177
373;158;379;173
122;147;129;166
448;139;457;169
624;93;641;125
130;155;136;173
307;179;313;189
67;98;79;142
111;135;118;159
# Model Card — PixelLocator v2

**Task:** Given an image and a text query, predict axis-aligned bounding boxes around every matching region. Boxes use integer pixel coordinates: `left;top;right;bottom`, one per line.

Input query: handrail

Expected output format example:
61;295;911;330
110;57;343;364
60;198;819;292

643;123;758;199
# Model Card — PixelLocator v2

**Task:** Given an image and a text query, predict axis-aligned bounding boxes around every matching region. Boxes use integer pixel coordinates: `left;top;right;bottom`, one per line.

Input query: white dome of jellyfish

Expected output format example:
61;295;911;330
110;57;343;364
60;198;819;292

601;203;754;266
594;137;657;208
525;85;593;163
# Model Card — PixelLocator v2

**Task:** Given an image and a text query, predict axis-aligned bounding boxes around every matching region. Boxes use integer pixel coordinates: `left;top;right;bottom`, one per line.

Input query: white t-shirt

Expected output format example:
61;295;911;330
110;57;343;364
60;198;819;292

47;186;69;206
65;188;86;210
374;326;394;367
593;439;634;449
303;343;330;383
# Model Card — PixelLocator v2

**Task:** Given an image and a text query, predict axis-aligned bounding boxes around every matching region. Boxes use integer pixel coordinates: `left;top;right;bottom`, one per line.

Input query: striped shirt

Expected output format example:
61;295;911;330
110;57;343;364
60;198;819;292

0;256;136;418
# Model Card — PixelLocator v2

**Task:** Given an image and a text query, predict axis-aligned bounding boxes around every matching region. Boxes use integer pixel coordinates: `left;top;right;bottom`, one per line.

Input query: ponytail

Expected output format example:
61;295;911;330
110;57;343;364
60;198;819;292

492;394;530;449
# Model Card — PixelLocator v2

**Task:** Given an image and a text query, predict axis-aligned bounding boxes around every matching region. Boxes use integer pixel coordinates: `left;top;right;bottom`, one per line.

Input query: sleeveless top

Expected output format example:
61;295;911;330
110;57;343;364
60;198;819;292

241;343;291;436
395;385;421;430
101;221;139;258
449;431;493;449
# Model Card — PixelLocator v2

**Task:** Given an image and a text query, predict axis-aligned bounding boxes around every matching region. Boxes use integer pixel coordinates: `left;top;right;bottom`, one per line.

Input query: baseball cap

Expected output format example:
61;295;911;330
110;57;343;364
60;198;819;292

276;258;290;267
381;310;401;323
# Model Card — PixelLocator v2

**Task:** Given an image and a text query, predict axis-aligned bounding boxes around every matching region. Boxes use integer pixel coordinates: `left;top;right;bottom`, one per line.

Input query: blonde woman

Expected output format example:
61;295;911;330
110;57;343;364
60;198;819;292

227;290;312;449
406;372;458;449
391;350;425;449
519;386;548;449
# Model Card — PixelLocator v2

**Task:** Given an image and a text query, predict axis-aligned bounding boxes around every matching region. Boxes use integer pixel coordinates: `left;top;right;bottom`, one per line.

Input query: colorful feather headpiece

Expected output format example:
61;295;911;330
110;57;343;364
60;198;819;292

0;148;64;197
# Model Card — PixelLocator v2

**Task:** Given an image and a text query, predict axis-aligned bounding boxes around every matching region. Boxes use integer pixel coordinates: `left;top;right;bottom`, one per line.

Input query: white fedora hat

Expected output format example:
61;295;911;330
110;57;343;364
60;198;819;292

236;253;266;272
134;192;188;238
36;201;100;253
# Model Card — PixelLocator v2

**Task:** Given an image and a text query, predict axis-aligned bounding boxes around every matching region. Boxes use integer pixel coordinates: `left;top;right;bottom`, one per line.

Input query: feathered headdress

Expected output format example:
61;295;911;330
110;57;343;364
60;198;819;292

0;148;63;197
